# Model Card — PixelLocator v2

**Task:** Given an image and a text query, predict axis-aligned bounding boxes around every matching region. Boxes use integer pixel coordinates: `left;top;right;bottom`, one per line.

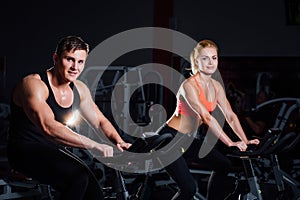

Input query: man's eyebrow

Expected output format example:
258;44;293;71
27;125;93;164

65;55;75;59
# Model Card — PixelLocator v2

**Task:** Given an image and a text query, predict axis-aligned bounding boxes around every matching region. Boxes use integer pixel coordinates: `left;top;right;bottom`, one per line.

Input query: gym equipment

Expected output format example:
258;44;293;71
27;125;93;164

98;132;174;200
228;128;282;200
226;97;300;200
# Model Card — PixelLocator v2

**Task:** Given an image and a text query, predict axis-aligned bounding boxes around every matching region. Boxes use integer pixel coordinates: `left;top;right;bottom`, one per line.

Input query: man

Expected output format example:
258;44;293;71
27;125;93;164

7;36;131;199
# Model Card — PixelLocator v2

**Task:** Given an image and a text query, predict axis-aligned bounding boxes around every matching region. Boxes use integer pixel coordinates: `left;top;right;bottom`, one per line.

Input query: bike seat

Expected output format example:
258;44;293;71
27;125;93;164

127;133;173;153
96;133;173;165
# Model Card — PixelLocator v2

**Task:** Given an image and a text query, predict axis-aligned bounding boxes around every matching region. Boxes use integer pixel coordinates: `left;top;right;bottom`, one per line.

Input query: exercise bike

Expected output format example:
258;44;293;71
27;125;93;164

95;132;174;200
227;127;300;200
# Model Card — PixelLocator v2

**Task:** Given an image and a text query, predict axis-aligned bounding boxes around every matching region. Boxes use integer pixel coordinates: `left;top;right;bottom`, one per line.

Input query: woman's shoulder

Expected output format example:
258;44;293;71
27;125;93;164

211;78;223;89
179;75;198;94
182;75;196;86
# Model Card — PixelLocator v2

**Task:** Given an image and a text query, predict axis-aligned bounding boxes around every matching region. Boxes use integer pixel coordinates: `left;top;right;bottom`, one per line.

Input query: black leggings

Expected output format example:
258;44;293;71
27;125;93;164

158;124;232;200
7;142;104;200
184;140;232;200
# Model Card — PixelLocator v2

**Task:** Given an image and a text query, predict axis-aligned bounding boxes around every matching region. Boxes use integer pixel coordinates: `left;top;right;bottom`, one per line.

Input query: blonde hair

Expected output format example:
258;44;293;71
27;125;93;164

190;39;219;75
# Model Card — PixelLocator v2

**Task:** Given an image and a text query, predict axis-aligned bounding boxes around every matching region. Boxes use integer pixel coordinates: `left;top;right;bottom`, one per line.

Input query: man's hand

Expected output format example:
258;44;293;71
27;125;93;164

95;144;114;157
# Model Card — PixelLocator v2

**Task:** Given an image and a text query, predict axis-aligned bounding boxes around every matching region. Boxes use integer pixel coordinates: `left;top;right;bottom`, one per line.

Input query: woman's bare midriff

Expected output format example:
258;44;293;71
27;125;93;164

167;113;202;134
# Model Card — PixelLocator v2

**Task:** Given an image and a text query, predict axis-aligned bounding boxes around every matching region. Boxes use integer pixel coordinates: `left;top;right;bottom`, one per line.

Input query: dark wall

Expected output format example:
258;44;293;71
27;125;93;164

0;0;300;103
0;0;154;103
174;0;300;57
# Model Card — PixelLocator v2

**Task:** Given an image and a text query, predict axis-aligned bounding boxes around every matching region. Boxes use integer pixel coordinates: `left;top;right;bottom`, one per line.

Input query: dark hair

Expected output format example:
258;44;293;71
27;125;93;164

55;36;89;57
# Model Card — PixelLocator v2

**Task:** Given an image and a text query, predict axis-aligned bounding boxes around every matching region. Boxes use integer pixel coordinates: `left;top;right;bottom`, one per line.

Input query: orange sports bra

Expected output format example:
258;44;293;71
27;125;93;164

177;76;217;115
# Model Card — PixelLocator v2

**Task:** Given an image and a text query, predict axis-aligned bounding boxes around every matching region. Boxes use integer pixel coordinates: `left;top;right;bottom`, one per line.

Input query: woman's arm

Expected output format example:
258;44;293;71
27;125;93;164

215;81;259;145
180;79;237;148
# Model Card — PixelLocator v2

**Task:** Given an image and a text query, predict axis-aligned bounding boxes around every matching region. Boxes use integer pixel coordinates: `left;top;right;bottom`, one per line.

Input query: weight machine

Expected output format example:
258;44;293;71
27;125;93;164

80;66;164;138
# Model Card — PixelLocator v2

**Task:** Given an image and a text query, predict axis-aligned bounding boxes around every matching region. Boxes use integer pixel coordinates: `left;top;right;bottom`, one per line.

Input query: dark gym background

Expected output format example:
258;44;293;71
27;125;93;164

0;0;300;199
0;0;300;104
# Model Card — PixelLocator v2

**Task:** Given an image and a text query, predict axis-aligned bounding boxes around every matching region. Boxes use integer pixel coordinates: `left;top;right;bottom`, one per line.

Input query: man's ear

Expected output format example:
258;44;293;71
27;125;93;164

53;53;58;63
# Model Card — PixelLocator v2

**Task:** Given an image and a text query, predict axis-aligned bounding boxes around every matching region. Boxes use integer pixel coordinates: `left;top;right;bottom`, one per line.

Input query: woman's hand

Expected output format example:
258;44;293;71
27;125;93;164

247;139;260;145
232;141;248;151
117;142;132;152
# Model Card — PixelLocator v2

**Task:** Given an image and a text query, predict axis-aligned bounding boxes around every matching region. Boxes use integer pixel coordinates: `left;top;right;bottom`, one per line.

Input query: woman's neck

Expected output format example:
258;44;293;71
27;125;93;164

197;72;211;83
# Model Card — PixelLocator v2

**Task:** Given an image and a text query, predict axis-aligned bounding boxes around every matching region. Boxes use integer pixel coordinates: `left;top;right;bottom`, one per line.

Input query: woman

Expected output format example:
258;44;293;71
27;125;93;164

157;39;259;200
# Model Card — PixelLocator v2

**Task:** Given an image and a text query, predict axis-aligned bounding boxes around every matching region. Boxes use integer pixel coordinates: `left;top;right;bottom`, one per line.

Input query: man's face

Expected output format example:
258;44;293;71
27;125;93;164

55;49;87;82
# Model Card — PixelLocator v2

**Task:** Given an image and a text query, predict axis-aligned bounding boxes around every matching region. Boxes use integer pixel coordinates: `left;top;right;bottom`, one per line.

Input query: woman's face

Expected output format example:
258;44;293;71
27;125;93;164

196;46;218;75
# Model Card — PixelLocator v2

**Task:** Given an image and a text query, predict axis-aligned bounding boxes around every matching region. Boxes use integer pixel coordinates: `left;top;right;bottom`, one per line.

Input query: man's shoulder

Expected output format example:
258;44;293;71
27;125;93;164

17;73;47;92
73;80;91;97
22;73;42;81
13;73;48;106
73;79;88;89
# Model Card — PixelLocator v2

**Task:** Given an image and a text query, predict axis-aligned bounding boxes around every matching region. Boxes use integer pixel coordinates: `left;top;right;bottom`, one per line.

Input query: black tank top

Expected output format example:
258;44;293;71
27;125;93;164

8;71;81;146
